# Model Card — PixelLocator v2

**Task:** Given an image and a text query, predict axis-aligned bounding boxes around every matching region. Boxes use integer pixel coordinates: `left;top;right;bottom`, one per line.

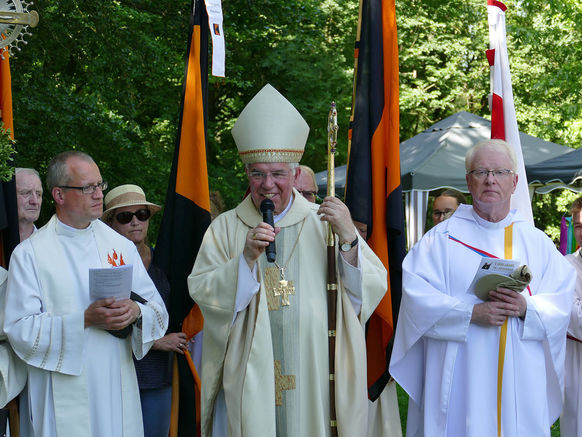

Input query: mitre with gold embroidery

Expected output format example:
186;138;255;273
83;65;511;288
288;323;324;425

231;84;309;164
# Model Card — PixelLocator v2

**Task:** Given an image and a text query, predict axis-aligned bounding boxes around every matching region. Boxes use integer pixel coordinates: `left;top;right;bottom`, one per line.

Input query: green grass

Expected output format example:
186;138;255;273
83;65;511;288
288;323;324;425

396;384;407;436
552;420;561;437
396;384;561;436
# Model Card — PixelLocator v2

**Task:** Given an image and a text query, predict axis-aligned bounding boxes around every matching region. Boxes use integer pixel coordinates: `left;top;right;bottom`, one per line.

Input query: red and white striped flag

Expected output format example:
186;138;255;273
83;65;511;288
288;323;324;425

487;0;533;223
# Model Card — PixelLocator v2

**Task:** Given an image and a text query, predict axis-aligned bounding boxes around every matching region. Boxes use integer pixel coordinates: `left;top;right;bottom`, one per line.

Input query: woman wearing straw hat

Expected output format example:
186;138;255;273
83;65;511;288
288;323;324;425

103;184;188;437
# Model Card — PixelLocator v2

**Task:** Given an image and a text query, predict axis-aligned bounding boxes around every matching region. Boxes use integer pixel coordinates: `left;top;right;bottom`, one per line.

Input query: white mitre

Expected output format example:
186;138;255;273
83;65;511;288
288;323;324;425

232;83;309;164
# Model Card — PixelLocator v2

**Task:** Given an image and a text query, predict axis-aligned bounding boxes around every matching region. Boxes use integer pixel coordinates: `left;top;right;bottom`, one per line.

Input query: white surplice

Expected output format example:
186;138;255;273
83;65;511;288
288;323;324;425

561;250;582;437
0;266;27;408
3;216;168;437
189;190;387;437
390;205;574;437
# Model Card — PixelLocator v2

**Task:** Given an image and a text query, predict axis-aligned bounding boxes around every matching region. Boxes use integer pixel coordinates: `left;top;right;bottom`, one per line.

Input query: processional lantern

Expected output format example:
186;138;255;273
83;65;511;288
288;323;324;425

0;0;39;58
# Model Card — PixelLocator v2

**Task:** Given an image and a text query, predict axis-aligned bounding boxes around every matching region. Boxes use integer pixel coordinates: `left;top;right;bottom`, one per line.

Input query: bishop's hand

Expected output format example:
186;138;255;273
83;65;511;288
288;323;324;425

243;222;279;270
317;196;357;244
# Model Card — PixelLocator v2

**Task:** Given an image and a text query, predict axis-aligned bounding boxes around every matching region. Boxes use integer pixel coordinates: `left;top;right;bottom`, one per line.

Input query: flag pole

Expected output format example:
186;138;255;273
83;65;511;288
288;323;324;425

155;1;211;435
487;1;532;435
346;0;365;178
487;0;533;223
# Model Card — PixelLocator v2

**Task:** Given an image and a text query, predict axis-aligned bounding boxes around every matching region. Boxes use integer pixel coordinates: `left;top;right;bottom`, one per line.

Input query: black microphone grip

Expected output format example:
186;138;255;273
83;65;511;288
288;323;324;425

260;199;276;263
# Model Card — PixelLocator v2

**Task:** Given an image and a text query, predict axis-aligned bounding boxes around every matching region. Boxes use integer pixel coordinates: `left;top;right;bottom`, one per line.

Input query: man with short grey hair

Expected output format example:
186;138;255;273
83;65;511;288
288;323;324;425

15;167;43;241
390;139;574;436
4;150;168;436
294;164;318;203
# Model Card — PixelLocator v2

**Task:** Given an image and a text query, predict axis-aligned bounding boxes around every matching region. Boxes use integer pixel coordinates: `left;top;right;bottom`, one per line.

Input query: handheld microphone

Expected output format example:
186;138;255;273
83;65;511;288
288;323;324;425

260;199;276;263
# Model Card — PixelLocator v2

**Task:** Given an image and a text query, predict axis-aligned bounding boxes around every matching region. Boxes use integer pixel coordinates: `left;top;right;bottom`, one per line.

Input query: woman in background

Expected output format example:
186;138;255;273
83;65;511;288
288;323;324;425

103;184;188;437
431;189;467;226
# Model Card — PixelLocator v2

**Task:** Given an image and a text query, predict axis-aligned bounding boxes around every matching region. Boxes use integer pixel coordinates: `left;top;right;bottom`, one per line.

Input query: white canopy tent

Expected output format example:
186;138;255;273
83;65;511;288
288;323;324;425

526;147;582;194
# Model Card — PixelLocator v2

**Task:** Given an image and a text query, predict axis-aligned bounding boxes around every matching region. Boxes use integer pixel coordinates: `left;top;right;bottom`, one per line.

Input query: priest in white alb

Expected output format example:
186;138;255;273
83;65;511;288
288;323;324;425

4;151;168;437
561;196;582;437
390;139;574;436
0;266;26;408
188;84;387;436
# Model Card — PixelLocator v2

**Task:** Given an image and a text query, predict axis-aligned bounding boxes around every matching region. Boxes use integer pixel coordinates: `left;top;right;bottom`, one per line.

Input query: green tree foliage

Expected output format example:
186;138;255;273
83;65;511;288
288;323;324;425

7;0;582;239
10;0;360;226
398;0;582;146
397;0;582;236
11;0;191;230
508;0;582;146
207;0;359;208
398;0;490;139
533;189;582;243
0;123;15;181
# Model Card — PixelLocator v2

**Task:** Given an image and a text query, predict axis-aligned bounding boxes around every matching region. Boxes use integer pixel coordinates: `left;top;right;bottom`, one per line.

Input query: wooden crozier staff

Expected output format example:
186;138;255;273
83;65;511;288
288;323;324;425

326;102;339;437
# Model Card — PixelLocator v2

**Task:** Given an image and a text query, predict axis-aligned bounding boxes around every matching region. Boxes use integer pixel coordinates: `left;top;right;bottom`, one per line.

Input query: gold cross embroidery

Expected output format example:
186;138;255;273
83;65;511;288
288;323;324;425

264;267;282;311
274;360;295;406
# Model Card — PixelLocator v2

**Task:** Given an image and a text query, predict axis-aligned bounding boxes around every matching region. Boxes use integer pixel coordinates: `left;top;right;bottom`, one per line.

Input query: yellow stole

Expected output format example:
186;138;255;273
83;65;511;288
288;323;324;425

497;223;514;436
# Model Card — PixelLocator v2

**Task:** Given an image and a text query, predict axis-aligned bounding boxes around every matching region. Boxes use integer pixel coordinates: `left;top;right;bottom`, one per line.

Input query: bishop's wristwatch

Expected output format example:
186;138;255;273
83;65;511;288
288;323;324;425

340;237;358;252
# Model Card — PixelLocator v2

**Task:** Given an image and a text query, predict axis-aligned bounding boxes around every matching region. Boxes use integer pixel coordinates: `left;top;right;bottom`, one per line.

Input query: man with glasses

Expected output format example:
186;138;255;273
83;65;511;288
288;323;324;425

15;168;43;242
294;164;319;203
4;150;168;436
189;84;387;436
390;139;574;436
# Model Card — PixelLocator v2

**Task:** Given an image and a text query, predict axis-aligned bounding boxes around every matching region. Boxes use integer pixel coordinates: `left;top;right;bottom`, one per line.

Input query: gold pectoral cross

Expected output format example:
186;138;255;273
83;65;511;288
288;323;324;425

273;267;295;306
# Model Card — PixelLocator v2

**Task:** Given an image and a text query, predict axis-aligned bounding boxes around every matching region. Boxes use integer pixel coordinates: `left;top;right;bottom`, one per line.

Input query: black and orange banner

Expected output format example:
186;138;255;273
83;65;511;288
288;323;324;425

153;1;211;435
0;48;19;268
345;0;405;402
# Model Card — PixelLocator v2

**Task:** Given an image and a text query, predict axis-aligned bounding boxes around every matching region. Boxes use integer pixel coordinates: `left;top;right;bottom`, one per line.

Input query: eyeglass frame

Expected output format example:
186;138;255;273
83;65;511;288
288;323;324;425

298;190;318;200
58;181;108;194
432;208;455;218
466;169;514;179
248;170;291;182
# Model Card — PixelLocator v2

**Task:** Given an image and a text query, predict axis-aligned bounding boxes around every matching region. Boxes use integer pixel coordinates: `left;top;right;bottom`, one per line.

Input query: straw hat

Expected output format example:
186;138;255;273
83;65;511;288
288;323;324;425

103;184;161;221
231;84;309;164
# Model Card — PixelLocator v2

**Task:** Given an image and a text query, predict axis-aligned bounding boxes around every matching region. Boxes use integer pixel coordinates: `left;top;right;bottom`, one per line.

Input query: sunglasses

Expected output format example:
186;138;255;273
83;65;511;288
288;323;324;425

115;208;151;224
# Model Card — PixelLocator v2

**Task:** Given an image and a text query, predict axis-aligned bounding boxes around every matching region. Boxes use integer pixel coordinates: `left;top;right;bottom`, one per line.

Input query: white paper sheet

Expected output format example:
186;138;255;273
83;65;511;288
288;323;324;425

89;264;133;301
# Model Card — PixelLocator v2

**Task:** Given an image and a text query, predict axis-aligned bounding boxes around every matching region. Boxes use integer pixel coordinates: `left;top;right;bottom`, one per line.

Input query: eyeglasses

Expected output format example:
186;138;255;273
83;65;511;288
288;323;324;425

58;181;108;194
467;169;514;179
432;209;454;219
115;208;151;224
249;170;290;182
17;189;43;199
299;190;318;200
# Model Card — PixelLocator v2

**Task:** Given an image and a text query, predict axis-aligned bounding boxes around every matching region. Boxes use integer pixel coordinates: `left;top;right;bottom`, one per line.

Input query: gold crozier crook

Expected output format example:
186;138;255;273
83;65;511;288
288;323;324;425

326;102;339;436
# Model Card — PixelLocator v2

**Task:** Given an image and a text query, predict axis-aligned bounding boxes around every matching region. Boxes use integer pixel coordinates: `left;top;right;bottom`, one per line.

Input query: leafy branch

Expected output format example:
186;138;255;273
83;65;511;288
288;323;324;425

0;122;15;182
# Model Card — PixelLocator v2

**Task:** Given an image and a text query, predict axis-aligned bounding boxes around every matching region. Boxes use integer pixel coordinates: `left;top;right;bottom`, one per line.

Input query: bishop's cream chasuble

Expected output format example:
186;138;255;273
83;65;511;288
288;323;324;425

189;190;387;437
